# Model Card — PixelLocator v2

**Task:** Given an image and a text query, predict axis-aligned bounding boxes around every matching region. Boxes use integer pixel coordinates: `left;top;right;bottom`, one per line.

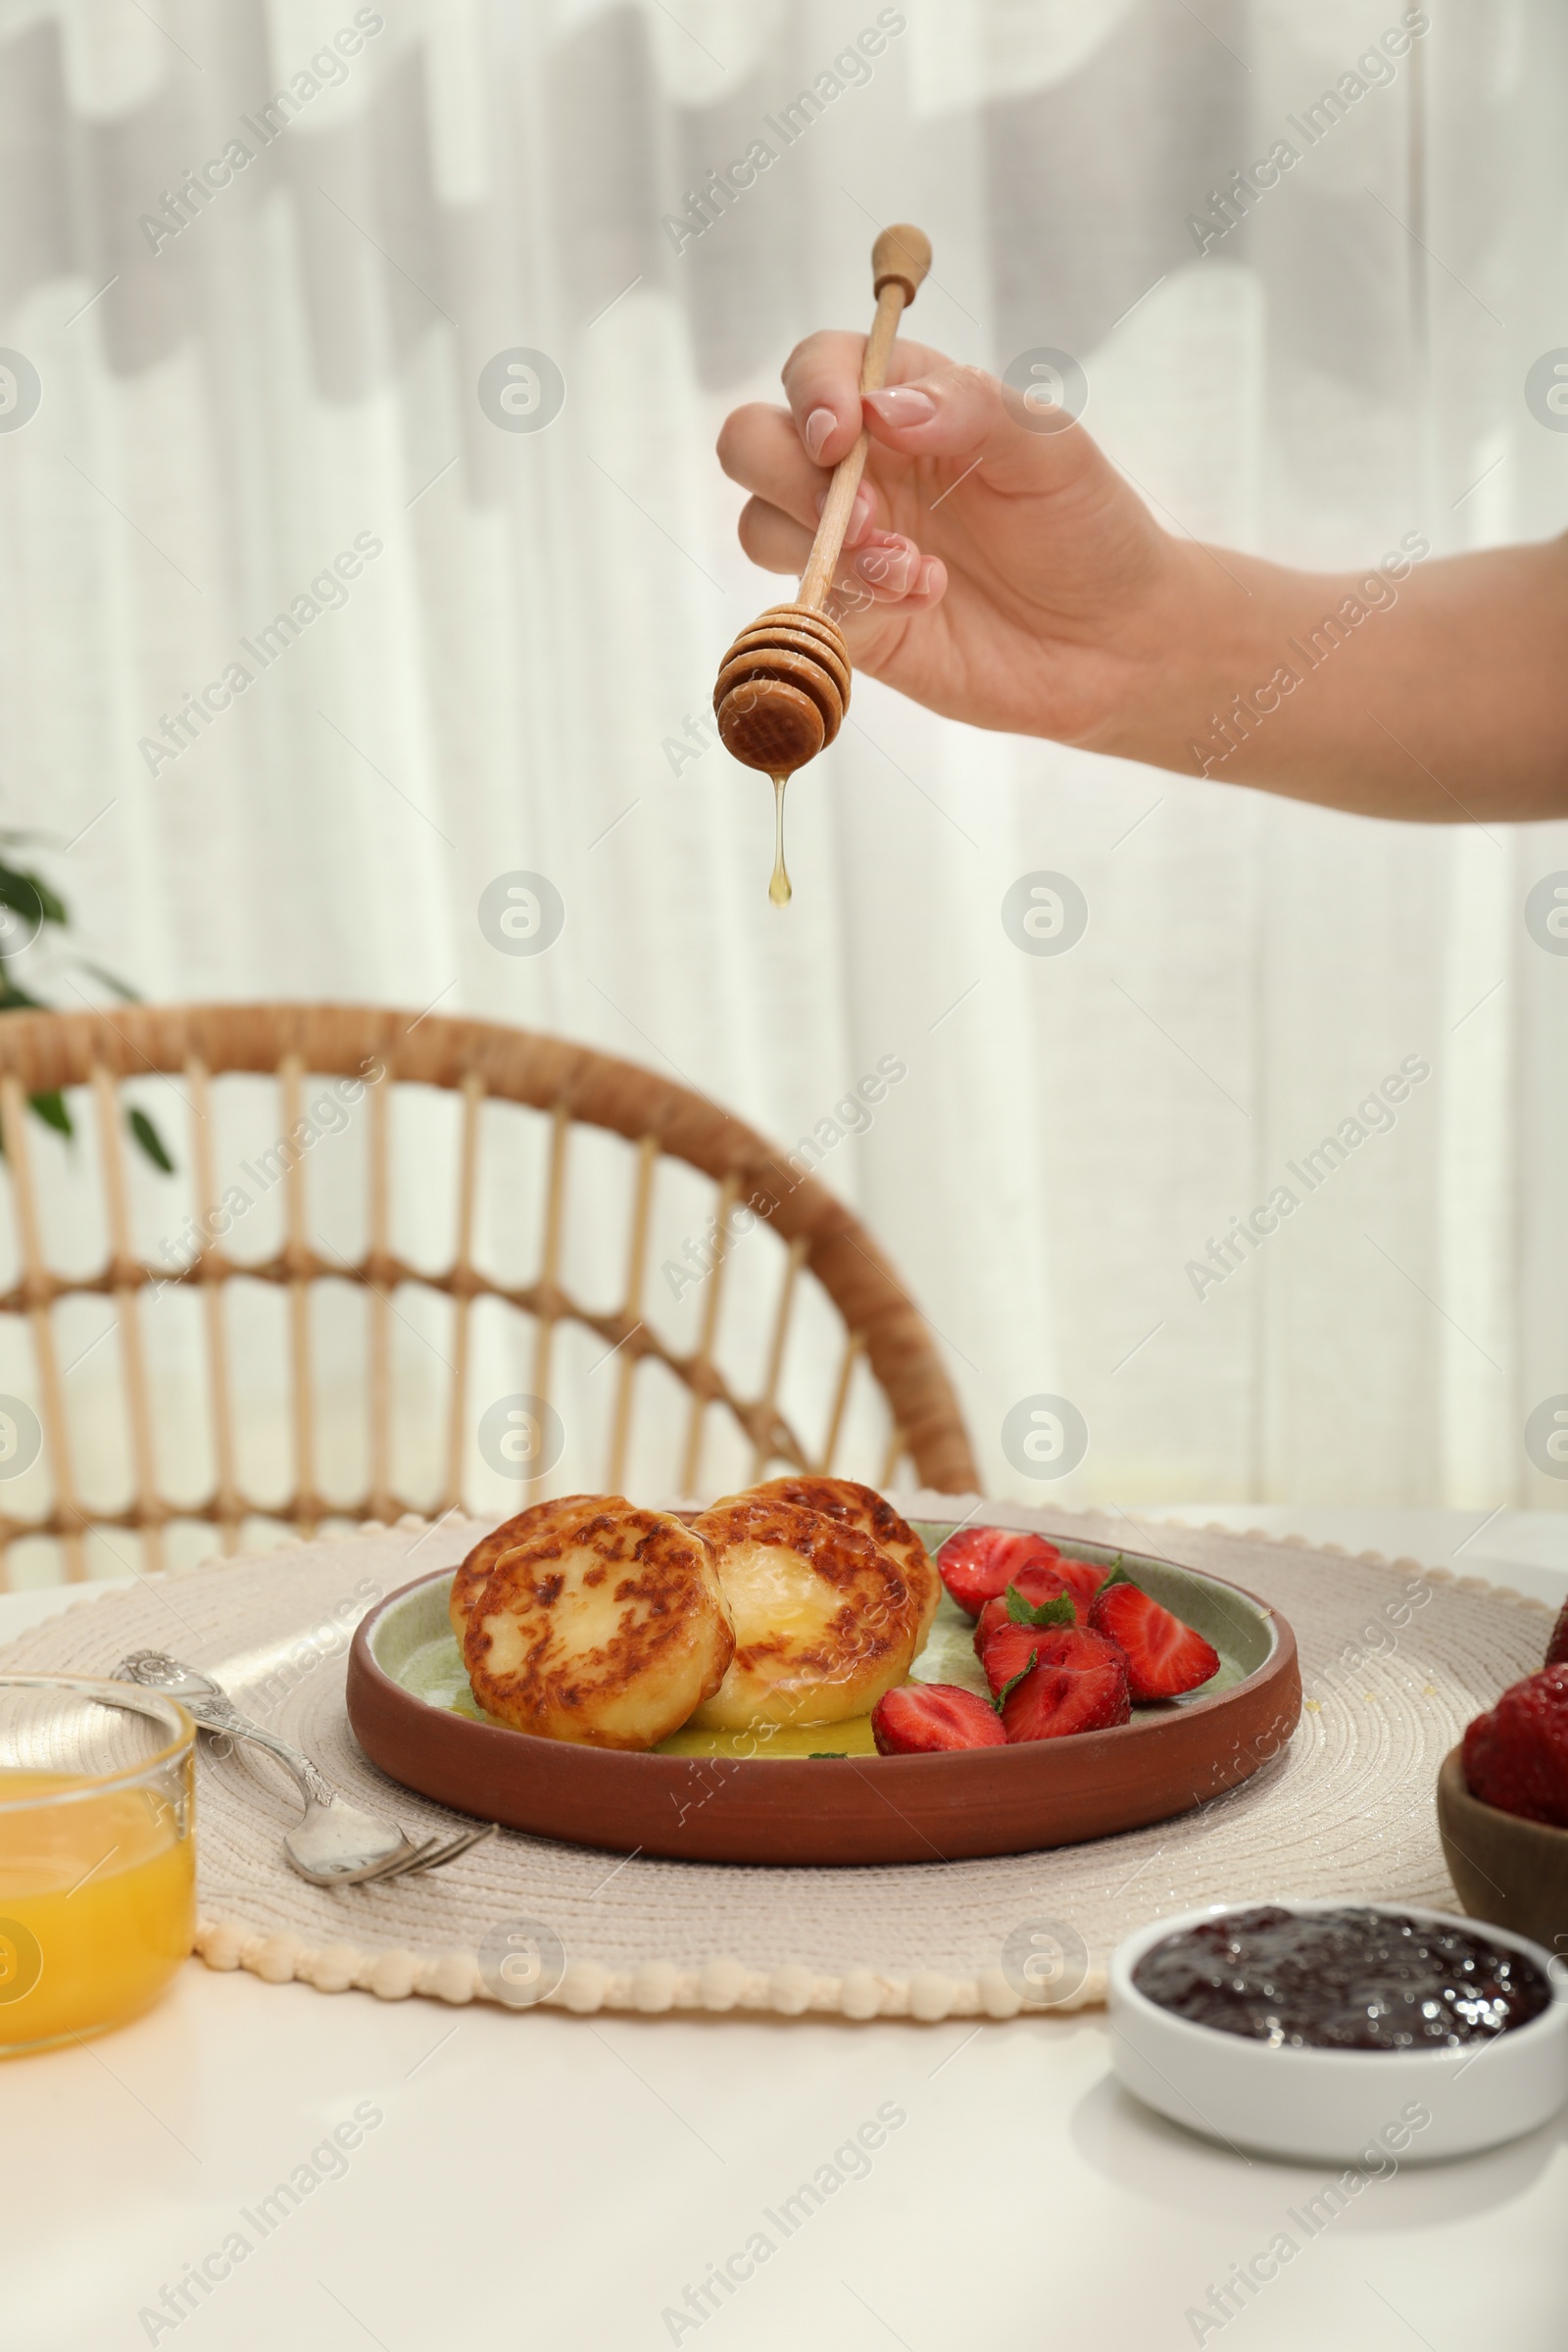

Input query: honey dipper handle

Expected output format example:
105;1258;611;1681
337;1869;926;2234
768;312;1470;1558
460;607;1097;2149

798;225;931;614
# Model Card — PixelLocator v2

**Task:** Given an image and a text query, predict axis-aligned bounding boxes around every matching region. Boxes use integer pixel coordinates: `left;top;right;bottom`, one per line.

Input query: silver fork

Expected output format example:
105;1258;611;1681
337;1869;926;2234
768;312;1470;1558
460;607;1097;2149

113;1650;496;1886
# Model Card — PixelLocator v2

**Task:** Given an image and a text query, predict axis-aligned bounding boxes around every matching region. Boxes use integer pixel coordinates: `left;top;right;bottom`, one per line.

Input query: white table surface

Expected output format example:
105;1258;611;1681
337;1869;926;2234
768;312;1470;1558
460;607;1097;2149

4;1506;1565;2352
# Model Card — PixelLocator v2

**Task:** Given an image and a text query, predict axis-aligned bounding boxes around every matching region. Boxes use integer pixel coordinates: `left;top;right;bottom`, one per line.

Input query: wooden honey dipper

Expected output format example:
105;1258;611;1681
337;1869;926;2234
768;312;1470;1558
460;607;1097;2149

713;224;932;903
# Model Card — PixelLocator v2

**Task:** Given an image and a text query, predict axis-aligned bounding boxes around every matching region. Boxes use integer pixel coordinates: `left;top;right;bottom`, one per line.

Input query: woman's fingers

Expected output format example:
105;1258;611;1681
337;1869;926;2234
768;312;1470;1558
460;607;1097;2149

849;531;922;599
726;346;1092;542
725;336;990;614
820;484;877;548
716;402;824;531
860;361;1087;494
779;330;956;466
828;543;949;640
735;496;889;575
844;533;948;608
719;401;878;538
736;500;947;615
735;496;813;576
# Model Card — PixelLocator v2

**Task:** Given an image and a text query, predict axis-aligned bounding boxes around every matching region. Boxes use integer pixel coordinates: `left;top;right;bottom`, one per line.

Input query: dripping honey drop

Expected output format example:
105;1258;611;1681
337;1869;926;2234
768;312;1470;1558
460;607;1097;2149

768;772;793;906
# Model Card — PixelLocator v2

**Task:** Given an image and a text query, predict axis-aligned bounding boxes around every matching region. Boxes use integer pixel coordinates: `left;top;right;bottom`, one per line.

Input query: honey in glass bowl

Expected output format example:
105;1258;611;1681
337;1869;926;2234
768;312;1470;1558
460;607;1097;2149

0;1674;196;2055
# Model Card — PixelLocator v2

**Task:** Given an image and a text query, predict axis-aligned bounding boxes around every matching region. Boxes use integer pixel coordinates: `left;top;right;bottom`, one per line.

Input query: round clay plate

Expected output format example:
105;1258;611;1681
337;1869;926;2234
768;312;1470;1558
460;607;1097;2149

346;1523;1299;1866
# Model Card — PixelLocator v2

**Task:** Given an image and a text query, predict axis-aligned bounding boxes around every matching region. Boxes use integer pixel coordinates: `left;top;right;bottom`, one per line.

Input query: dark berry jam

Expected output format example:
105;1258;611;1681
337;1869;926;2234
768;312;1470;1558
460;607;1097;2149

1132;1905;1550;2050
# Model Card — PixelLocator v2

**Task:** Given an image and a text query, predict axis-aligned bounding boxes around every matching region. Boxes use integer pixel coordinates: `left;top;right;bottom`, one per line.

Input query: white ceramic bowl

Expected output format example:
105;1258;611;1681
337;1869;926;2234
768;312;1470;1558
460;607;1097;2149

1108;1899;1568;2164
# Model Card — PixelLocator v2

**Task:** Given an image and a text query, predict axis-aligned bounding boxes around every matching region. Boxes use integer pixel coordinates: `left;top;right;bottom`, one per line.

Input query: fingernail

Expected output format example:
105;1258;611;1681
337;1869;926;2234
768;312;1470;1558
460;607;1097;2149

814;484;875;546
864;386;936;428
848;487;878;546
855;534;919;593
804;406;836;461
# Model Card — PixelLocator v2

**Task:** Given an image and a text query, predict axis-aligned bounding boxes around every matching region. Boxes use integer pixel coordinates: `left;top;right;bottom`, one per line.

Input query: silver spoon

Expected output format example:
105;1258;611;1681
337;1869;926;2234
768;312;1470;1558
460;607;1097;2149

113;1650;495;1886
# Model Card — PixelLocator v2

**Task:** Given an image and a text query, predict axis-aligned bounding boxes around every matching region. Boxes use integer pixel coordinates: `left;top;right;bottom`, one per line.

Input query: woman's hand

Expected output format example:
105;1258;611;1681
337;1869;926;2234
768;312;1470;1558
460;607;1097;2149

715;330;1199;757
718;332;1568;820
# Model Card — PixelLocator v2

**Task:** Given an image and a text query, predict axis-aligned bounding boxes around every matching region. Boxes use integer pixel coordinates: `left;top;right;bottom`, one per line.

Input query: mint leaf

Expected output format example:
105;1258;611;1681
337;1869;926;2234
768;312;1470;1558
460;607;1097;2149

991;1650;1040;1714
1004;1583;1075;1630
808;1750;847;1759
1096;1558;1140;1593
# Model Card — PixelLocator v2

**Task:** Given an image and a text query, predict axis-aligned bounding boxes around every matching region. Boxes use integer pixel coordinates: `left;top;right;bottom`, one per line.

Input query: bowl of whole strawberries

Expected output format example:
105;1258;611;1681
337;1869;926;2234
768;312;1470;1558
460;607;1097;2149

1437;1600;1568;1960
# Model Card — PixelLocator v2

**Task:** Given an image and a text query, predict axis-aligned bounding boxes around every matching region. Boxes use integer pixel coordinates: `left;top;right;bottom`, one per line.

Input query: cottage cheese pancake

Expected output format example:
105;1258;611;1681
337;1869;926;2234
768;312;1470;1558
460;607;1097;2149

447;1494;606;1641
463;1503;734;1750
690;1495;921;1731
743;1475;941;1644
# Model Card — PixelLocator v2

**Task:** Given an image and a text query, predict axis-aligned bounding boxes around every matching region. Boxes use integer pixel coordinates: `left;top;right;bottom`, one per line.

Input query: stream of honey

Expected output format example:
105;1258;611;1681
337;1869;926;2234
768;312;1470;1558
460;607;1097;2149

768;772;792;906
0;1768;195;2051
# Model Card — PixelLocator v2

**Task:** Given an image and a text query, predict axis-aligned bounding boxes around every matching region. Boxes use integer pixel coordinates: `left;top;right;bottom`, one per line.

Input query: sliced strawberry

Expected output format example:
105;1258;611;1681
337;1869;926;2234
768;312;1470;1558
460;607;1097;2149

1054;1553;1112;1618
1013;1557;1071;1604
936;1527;1065;1620
1002;1653;1131;1741
974;1593;1008;1656
980;1617;1123;1699
1008;1559;1071;1613
973;1599;1086;1693
1033;1623;1126;1672
973;1577;1074;1657
871;1683;1007;1755
1015;1622;1124;1678
1088;1572;1221;1701
978;1620;1049;1695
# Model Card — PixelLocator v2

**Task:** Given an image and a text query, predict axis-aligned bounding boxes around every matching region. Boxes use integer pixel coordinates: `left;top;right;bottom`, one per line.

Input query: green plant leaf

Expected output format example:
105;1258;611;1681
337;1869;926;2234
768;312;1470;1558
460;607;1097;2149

0;866;55;931
28;1089;73;1138
127;1106;175;1173
1004;1584;1075;1630
0;867;66;930
992;1650;1041;1714
1096;1559;1139;1594
808;1751;848;1759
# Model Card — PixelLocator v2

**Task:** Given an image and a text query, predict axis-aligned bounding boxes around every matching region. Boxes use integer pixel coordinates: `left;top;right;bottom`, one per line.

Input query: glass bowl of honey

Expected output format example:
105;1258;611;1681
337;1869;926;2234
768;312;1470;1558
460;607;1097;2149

0;1674;196;2056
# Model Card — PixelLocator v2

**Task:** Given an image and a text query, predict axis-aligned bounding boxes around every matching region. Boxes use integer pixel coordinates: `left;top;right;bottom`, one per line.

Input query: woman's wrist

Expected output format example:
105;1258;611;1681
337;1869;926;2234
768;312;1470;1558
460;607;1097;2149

1077;535;1276;776
1087;533;1447;804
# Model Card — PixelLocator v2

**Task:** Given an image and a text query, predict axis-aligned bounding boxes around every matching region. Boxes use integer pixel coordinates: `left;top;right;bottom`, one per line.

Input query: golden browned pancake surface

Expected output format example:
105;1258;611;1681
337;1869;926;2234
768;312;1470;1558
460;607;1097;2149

463;1502;733;1750
689;1495;920;1731
743;1475;940;1643
448;1494;608;1640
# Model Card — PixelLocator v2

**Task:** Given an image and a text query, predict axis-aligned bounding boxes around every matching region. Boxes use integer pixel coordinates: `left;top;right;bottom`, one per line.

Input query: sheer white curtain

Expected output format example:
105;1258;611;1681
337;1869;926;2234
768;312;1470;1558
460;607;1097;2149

1;0;1563;1511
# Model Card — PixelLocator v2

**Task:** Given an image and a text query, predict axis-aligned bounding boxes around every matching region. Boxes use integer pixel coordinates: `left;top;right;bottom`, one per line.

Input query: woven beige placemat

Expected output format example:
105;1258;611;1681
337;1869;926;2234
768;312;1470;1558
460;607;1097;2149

0;1500;1550;2023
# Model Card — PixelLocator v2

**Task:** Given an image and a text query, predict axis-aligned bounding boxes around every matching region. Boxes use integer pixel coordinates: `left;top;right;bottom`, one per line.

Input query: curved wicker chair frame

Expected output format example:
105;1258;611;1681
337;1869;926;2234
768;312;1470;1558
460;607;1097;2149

0;1005;976;1584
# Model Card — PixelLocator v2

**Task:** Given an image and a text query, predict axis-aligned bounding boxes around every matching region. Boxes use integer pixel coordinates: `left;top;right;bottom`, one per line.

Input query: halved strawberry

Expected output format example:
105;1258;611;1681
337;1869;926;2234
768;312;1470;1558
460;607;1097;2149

980;1615;1123;1699
979;1621;1048;1694
1054;1553;1113;1618
936;1527;1066;1620
1008;1621;1124;1678
1011;1558;1072;1608
1088;1571;1221;1700
871;1683;1007;1754
982;1590;1081;1684
974;1575;1073;1657
1002;1652;1131;1741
